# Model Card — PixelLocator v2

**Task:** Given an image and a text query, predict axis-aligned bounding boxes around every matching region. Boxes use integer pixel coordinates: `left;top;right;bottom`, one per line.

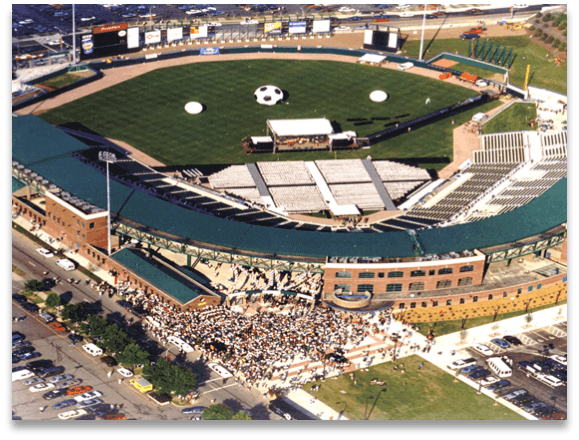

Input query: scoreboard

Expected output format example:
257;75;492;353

81;23;140;60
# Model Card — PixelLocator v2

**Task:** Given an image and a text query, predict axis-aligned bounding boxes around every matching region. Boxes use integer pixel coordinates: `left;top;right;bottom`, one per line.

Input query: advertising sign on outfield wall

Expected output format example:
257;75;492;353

312;20;330;33
81;35;94;55
145;30;161;45
200;47;220;55
264;22;282;34
288;21;307;34
127;27;140;49
190;25;208;39
167;27;183;42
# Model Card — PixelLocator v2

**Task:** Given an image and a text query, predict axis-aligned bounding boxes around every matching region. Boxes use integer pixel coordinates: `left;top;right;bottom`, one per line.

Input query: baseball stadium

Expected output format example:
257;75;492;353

12;10;567;328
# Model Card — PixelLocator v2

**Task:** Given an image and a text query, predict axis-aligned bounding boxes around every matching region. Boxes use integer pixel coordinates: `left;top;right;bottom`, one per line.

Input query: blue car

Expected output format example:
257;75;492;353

487;380;511;392
469;369;491;380
491;338;510;349
19;351;41;361
53;399;76;410
182;406;207;415
347;16;364;21
460;365;482;374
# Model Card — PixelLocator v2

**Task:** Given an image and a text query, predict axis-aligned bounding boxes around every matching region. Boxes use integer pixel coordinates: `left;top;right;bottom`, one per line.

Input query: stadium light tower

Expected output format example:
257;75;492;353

72;3;76;65
98;151;117;256
419;4;427;61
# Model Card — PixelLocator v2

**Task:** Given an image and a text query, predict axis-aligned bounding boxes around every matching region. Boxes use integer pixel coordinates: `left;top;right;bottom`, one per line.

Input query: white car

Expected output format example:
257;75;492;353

475;79;489;87
397;4;411;9
58;409;87;420
481;376;500;386
472;343;494;356
55;259;75;271
48;374;74;384
400;12;414;18
59;378;82;388
30;382;55;393
116;367;134;378
76;398;103;409
80;16;95;22
208;22;222;27
550;355;567;366
36;248;54;258
140;13;156;18
398;62;414;71
185;10;202;15
241;19;259;25
335;26;351;31
339;7;356;13
208;363;233;379
447;357;477;370
74;390;103;402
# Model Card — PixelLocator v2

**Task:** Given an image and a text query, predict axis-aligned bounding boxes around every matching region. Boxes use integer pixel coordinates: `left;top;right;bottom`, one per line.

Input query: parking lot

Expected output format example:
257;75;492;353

459;323;567;418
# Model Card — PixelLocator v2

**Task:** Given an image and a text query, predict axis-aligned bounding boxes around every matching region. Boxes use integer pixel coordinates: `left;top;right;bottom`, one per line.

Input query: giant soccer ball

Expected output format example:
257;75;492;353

254;85;283;106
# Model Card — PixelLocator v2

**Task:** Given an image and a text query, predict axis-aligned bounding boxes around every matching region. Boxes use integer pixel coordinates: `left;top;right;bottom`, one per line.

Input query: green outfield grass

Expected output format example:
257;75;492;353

303;355;525;420
403;36;567;94
482;102;538;134
39;59;480;169
36;71;94;90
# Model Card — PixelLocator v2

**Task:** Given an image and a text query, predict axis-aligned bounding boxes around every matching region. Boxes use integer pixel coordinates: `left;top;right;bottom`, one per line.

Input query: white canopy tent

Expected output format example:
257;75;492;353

267;118;334;137
358;53;387;64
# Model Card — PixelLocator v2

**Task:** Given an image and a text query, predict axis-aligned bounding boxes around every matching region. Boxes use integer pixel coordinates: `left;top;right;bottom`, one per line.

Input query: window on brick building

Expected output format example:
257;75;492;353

459;265;474;273
410;270;426;277
409;282;424;291
357;284;374;293
359;272;375;279
438;267;453;275
460;298;465;304
458;277;473;287
388;271;404;278
90;222;95;229
386;283;402;292
436;279;452;289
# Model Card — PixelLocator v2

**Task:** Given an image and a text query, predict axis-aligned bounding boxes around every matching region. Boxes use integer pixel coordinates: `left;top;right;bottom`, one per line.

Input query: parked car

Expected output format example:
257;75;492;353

504;389;528;400
48;374;74;384
400;12;414;18
59;378;82;388
30;382;56;393
55;259;76;271
101;413;126;420
100;356;118;367
58;409;88;420
480;376;500;386
425;14;437;19
475;79;489;87
19;351;42;361
207;363;233;378
68;334;83;343
13;346;36;356
43;389;68;400
39;312;55;323
354;25;368;30
550;355;567;366
87;404;115;414
74;390;103;402
22;302;40;312
460;365;482;374
338;6;356;13
49;321;67;333
182;406;207;415
12;354;21;364
346;16;364;21
22;377;44;386
26;359;53;372
76;398;103;409
447;358;477;370
503;336;523;346
36;248;55;258
67;385;93;396
490;338;510;349
487;380;511;392
472;343;494;356
13;341;32;350
460;33;480;40
469;369;491;380
523;401;548;413
335;26;351;31
116;368;134;378
53;399;77;410
12;293;27;303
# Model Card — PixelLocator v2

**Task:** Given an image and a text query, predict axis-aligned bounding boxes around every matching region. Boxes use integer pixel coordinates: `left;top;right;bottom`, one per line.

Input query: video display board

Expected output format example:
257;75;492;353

80;23;129;60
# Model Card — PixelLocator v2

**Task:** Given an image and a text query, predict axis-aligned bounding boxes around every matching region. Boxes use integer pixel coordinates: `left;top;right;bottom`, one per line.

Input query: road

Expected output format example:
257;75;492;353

12;229;279;420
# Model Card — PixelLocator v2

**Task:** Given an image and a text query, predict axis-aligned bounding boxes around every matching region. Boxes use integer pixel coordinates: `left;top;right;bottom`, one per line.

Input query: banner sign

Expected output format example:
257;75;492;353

127;27;140;49
93;23;128;34
200;47;220;55
264;22;282;34
81;35;94;55
145;30;161;45
190;25;208;39
312;20;330;33
167;27;183;42
289;21;307;34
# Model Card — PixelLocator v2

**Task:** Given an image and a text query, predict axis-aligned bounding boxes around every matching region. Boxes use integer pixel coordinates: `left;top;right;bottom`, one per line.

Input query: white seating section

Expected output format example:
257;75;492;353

225;187;263;204
257;161;314;186
315;159;372;183
208;165;256;189
269;185;327;213
540;131;567;159
384;181;425;200
372;160;431;182
329;183;384;210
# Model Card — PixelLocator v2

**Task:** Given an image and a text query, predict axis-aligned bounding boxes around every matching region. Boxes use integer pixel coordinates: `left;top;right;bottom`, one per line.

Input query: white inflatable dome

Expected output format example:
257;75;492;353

184;101;203;114
254;85;283;106
369;90;388;103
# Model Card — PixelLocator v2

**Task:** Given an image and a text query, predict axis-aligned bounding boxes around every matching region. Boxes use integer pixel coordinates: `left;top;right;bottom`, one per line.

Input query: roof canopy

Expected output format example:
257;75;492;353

267;118;334;137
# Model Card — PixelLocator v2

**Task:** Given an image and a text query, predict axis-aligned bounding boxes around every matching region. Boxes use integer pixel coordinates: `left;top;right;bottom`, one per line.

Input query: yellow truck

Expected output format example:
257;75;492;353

130;378;153;393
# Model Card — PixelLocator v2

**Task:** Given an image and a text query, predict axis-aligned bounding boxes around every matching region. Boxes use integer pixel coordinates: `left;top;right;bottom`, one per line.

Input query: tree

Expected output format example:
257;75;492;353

232;410;253;420
87;315;109;339
45;293;61;308
116;343;150;368
143;358;197;397
524;313;534;327
101;324;131;353
202;404;234;420
24;279;44;293
62;303;88;322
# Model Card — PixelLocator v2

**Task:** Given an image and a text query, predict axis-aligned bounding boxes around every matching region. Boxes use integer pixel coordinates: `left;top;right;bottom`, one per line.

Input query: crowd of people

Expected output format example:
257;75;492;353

119;284;410;391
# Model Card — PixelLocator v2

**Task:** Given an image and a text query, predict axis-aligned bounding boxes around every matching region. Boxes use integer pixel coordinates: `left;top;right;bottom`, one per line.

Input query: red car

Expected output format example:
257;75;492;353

66;385;93;396
49;321;67;333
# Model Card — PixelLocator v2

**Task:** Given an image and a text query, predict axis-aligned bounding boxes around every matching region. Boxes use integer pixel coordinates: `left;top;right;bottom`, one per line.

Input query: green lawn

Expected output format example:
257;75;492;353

36;72;93;90
39;59;479;169
303;355;525;420
403;36;567;94
414;301;567;338
482;102;537;134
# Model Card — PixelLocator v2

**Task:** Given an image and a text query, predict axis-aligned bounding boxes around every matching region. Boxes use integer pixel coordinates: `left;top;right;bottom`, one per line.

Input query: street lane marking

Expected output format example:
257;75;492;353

197;377;224;386
28;261;36;266
199;383;238;394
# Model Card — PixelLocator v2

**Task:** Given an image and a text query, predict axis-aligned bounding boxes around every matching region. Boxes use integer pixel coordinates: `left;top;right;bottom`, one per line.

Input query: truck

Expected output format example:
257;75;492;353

130;378;153;393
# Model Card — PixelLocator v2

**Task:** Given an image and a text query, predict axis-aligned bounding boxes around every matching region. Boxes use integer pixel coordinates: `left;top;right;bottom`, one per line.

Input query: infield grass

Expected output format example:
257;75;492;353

39;59;480;169
302;355;525;420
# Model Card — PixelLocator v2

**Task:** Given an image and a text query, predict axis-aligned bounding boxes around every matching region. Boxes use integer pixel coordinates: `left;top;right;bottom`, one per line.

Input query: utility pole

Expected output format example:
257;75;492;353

72;3;76;65
419;3;427;61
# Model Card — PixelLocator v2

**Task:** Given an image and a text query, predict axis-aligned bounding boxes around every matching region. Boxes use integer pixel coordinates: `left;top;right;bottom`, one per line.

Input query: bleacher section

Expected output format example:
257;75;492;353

208;165;256;189
257;161;314;186
384;181;426;200
372;160;431;182
328;183;384;210
315;159;372;184
269;185;327;213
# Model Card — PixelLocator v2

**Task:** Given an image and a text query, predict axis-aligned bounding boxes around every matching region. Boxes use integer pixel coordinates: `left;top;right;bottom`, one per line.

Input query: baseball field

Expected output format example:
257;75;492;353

39;59;486;169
